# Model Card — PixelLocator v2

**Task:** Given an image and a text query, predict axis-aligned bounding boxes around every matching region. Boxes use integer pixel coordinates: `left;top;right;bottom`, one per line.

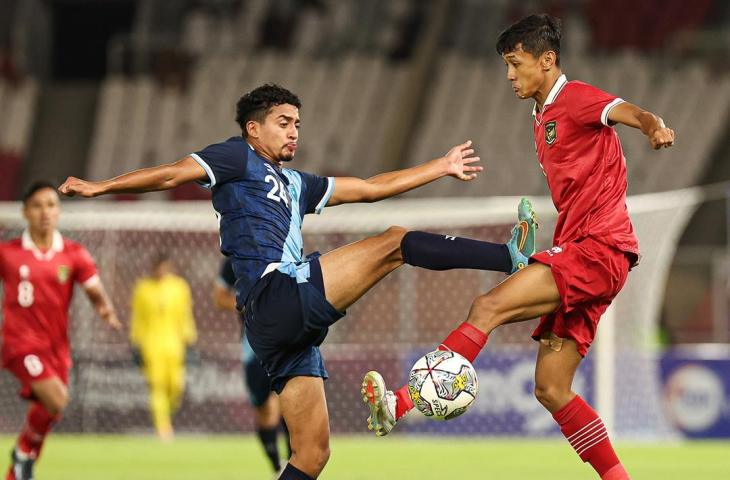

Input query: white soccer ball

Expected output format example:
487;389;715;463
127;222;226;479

408;350;478;420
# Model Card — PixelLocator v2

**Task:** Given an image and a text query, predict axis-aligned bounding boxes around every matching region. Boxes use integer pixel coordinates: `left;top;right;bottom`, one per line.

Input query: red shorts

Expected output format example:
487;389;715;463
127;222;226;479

529;236;633;356
4;351;69;400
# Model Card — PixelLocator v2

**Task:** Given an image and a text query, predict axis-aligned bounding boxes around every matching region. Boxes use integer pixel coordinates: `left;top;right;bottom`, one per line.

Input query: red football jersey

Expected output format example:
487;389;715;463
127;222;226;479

533;74;639;257
0;231;98;366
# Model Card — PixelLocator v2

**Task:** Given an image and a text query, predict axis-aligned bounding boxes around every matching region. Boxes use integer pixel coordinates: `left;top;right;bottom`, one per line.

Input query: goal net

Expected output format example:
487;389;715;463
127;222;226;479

0;190;700;438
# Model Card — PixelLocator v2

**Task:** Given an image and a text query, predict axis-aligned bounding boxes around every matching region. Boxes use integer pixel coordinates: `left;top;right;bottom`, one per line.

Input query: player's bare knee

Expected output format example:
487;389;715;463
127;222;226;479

467;293;504;333
45;390;69;415
313;444;331;471
533;383;568;412
297;441;330;473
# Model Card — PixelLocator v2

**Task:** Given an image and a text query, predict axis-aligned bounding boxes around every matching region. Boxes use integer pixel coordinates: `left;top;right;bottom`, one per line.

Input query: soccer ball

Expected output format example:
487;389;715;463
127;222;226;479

408;350;478;420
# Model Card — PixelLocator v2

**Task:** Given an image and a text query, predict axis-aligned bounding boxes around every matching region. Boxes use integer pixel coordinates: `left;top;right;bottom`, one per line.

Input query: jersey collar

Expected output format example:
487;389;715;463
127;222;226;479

532;74;568;117
22;230;64;261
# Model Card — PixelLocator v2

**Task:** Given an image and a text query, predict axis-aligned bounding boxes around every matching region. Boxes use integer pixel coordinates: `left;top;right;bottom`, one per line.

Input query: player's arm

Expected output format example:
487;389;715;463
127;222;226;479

327;140;481;206
58;156;207;198
84;280;122;331
213;283;237;311
607;102;675;150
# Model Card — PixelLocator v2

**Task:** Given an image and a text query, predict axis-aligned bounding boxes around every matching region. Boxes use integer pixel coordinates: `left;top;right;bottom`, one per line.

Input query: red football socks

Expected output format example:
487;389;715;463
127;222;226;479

17;403;59;459
437;321;488;362
394;322;488;420
553;395;628;479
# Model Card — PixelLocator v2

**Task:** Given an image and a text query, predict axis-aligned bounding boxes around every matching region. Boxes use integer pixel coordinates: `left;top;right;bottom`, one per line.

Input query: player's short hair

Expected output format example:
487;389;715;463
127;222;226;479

235;84;302;136
22;180;58;205
496;14;562;66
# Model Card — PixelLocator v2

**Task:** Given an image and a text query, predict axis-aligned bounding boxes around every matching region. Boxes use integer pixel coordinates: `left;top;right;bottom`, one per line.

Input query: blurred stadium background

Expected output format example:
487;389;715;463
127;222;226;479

1;0;730;478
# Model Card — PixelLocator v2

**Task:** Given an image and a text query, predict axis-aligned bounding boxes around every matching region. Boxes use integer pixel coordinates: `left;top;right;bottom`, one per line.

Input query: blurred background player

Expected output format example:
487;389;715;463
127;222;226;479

0;181;120;480
58;83;536;479
130;255;197;441
362;14;675;480
213;256;291;476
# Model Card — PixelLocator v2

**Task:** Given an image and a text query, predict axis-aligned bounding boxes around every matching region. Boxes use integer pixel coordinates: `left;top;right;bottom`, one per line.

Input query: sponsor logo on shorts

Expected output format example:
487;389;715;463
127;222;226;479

24;355;44;377
545;246;563;257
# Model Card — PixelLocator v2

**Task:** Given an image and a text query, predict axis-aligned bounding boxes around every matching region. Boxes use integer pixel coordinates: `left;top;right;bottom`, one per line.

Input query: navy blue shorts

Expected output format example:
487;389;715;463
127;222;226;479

244;254;344;394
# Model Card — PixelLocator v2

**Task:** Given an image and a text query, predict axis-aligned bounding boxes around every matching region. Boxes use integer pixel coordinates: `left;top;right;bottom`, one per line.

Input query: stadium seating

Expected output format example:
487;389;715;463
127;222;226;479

84;0;729;201
0;77;38;200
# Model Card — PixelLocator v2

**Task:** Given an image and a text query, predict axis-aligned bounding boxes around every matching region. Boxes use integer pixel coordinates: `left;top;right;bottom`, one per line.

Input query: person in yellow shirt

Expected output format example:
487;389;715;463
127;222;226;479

130;255;197;441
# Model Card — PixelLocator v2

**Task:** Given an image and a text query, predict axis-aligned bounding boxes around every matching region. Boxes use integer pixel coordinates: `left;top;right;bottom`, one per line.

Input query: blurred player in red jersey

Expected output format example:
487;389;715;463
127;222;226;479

1;181;120;480
362;14;674;480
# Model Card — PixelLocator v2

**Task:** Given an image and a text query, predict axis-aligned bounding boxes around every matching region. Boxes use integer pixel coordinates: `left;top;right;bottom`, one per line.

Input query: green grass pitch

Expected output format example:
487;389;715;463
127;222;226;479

1;435;729;479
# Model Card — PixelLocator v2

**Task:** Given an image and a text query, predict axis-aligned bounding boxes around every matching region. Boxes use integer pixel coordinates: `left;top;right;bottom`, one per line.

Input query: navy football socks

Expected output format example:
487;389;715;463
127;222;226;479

257;427;281;472
278;463;315;480
401;231;512;273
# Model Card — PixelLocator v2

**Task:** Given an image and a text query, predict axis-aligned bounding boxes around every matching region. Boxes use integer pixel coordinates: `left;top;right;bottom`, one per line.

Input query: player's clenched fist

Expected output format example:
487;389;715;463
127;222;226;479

649;120;675;150
58;176;101;197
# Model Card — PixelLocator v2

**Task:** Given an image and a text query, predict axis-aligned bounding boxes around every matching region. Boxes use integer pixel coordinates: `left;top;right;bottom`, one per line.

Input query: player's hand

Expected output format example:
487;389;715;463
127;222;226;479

443;140;482;181
103;310;123;332
649;120;674;150
58;176;103;197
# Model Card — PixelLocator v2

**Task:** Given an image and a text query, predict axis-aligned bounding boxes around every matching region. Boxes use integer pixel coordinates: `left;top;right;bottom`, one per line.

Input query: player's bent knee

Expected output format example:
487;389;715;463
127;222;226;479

45;390;69;416
296;442;330;474
533;383;569;412
467;293;504;331
311;444;331;472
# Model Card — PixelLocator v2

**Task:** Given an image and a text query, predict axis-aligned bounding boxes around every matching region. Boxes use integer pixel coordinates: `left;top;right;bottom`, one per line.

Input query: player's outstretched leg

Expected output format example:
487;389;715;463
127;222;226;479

320;198;537;312
401;197;538;275
362;262;560;435
536;340;630;479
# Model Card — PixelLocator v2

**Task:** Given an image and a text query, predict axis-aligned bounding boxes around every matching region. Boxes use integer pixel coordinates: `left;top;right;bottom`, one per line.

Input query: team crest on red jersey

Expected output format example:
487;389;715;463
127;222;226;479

545;120;557;145
57;265;70;283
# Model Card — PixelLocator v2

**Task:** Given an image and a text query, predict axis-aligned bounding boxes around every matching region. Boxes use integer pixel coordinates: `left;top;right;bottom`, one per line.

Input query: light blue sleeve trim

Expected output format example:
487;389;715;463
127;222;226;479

190;153;217;188
315;177;335;214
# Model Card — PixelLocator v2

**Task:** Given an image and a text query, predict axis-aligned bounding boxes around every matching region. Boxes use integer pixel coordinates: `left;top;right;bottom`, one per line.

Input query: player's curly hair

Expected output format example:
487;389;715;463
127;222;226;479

235;84;302;137
496;14;562;66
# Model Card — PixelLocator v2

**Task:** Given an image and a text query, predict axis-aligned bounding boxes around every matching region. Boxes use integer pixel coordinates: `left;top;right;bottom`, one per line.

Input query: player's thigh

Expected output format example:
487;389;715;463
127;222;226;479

30;377;69;414
534;339;583;412
319;226;406;311
278;376;330;452
469;263;561;330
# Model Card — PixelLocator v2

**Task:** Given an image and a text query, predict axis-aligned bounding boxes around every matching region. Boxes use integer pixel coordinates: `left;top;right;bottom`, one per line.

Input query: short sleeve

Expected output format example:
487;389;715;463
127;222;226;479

74;245;99;287
565;82;625;128
218;258;236;290
190;138;250;188
298;171;335;215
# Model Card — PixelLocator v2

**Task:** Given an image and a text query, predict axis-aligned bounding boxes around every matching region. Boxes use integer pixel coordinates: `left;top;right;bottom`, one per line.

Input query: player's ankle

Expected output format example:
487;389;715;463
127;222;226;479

394;385;413;420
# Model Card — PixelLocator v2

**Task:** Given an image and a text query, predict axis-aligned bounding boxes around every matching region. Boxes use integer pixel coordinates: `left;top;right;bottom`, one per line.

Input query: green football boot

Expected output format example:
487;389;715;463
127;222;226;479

506;197;539;274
